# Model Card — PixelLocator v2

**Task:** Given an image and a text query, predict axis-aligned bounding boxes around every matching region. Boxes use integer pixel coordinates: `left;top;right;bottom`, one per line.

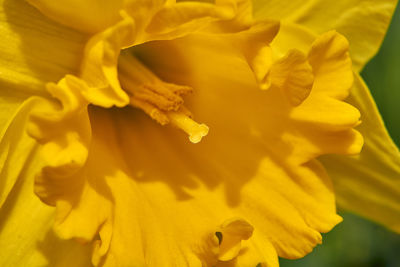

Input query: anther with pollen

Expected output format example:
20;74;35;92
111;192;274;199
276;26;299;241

118;52;209;143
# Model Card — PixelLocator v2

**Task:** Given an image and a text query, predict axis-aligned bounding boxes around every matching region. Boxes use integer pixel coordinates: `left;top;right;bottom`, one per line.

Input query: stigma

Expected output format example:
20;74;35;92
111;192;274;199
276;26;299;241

118;51;209;143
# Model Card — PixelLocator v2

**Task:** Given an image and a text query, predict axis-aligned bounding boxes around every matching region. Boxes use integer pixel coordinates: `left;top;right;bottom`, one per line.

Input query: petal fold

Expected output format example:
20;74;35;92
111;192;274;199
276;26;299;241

0;0;86;95
0;99;37;207
146;1;235;34
270;49;313;106
27;77;92;206
0;142;92;267
217;218;254;261
254;0;398;70
26;0;124;33
79;14;135;108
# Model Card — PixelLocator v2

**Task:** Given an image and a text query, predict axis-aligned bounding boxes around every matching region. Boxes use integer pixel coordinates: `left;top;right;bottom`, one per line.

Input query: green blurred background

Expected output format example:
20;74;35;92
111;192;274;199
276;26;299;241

280;5;400;267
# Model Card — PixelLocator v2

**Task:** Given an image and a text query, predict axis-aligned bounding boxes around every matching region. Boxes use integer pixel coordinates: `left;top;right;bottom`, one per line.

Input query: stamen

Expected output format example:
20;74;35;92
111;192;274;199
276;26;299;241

129;98;170;125
168;112;209;144
133;84;183;111
118;51;209;143
163;82;193;96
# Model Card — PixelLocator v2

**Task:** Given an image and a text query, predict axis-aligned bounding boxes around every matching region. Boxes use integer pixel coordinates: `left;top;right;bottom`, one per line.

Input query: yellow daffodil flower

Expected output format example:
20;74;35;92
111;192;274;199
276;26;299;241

0;0;399;266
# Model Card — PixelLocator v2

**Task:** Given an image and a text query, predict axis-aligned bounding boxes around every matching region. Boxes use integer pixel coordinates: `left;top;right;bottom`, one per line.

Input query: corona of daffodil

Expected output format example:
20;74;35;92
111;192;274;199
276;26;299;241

0;0;399;266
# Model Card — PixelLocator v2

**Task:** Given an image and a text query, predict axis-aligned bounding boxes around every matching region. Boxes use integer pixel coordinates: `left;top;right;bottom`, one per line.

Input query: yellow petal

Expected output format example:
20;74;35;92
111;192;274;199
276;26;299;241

216;234;278;267
78;14;135;108
26;0;124;33
321;73;400;233
27;26;365;265
217;218;254;261
273;21;399;233
145;1;235;35
254;0;398;70
0;98;37;207
26;78;92;206
0;0;86;95
0;93;26;135
73;1;257;109
48;108;221;266
132;30;361;257
290;31;362;132
42;105;336;266
0;140;91;267
227;21;280;90
270;49;313;106
137;0;252;42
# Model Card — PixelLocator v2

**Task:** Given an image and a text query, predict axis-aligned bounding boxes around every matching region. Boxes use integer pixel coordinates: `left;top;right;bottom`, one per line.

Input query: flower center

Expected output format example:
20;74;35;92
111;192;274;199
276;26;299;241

118;51;209;143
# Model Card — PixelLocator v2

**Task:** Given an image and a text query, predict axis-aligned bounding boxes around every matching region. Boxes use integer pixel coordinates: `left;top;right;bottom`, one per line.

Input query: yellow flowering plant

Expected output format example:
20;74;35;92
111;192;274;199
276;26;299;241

0;0;399;266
